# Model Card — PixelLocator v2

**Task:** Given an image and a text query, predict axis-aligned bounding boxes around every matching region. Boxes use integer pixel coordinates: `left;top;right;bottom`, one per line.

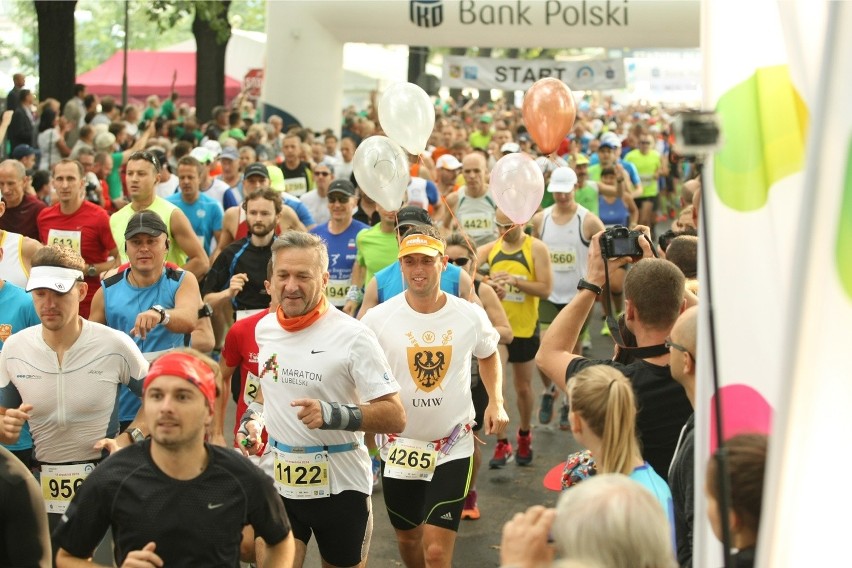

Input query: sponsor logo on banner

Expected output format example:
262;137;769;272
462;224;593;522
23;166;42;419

410;0;444;28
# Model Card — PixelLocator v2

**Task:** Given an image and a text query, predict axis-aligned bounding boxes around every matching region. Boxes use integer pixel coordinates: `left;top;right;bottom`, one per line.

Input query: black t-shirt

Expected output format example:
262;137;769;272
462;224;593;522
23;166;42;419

0;447;51;567
201;237;272;310
566;357;692;481
53;441;290;567
670;413;695;567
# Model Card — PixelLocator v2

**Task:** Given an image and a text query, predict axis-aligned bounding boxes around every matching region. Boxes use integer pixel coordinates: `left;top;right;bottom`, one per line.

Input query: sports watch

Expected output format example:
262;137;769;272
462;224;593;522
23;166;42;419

198;303;214;319
126;428;145;444
86;264;98;277
150;305;171;325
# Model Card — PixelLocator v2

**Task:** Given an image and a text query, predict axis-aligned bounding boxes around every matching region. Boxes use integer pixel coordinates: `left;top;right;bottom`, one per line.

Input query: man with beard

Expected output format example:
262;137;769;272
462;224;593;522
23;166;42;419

202;188;280;322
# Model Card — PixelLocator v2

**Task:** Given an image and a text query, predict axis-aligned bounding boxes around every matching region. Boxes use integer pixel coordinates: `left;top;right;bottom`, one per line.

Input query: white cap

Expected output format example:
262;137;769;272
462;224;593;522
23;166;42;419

547;167;578;193
190;147;214;164
26;266;84;294
435;154;462;170
202;139;222;158
500;142;520;154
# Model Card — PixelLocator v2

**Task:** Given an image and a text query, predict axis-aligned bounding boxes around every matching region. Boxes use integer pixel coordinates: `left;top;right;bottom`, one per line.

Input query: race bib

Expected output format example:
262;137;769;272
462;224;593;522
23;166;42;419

284;177;308;197
504;275;527;303
47;229;82;253
325;279;349;307
273;449;330;499
384;438;439;481
460;215;493;234
41;462;95;514
243;371;260;405
550;248;578;273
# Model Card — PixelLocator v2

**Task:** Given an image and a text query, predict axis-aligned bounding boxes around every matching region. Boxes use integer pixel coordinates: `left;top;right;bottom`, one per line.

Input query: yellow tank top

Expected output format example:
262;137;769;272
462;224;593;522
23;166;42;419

488;234;539;338
109;197;188;266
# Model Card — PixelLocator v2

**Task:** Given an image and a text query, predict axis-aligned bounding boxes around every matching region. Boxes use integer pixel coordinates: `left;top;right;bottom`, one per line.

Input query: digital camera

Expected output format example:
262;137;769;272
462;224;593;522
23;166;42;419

601;225;643;259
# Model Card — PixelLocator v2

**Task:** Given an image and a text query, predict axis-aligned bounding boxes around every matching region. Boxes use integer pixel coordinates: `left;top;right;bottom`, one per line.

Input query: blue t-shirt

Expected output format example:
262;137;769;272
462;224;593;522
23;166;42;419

102;268;186;421
375;261;462;303
630;462;677;551
0;281;39;451
283;194;315;228
310;220;369;283
220;177;244;210
166;192;224;255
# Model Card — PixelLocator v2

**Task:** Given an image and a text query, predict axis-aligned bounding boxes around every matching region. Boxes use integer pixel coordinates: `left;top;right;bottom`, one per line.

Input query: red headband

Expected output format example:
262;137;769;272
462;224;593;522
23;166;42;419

144;352;217;409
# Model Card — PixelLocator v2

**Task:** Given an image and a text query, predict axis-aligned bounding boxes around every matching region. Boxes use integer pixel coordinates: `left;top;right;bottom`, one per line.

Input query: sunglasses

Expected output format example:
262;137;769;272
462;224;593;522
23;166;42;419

328;195;351;203
129;151;161;172
315;171;332;177
665;338;693;358
495;221;514;230
447;257;470;267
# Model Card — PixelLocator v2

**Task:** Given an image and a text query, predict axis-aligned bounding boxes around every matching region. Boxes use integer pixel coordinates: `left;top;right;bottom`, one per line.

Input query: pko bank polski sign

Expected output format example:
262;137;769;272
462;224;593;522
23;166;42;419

286;0;700;49
411;0;631;28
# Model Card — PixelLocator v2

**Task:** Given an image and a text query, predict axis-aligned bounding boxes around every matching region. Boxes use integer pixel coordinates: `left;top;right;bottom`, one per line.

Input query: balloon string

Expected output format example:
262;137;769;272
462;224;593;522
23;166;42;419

436;191;483;304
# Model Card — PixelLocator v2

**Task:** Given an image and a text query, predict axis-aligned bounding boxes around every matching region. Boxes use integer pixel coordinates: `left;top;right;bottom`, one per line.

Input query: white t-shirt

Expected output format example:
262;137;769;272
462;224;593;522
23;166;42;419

0;319;149;463
156;173;179;198
300;190;329;226
361;293;499;463
202;177;233;208
255;307;400;496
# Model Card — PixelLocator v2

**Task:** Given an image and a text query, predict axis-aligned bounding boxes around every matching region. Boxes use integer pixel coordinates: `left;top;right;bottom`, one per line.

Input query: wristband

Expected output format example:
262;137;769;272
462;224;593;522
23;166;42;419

577;278;603;296
240;401;265;429
318;400;363;431
346;285;363;303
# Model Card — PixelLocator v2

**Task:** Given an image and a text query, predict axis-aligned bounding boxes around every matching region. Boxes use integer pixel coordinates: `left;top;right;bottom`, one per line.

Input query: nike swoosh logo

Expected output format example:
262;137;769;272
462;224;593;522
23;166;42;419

311;350;326;354
208;503;224;509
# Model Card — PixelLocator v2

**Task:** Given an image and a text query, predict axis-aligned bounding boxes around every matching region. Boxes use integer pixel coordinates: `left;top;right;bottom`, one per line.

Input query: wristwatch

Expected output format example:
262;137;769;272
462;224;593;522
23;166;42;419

198;303;213;319
150;305;171;325
86;264;98;277
126;428;145;444
577;278;603;295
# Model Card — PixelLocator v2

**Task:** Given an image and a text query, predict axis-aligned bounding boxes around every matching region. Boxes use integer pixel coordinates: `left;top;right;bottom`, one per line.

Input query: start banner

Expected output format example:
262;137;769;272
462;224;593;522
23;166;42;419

441;55;626;91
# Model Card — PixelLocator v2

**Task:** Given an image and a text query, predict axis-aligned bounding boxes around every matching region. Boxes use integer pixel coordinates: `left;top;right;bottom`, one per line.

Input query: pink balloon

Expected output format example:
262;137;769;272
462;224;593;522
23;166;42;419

489;153;545;225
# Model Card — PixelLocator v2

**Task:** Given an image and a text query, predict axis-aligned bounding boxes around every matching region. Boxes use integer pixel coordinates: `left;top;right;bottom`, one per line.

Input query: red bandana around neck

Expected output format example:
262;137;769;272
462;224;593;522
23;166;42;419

276;296;329;332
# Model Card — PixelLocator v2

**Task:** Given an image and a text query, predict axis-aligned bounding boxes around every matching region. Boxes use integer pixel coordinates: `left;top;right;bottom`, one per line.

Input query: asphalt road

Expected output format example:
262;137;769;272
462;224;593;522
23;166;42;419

226;308;616;567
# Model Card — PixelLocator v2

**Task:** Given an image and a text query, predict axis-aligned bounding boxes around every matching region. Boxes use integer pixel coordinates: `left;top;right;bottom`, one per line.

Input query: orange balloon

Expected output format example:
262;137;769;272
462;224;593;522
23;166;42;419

522;78;576;155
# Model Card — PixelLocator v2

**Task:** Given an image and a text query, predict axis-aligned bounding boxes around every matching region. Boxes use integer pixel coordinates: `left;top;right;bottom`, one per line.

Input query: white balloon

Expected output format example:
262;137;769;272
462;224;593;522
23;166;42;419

353;136;409;211
378;82;435;155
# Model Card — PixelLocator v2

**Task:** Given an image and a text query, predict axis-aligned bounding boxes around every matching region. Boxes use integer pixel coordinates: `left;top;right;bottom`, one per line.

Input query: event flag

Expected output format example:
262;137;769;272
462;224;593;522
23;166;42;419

758;1;848;566
695;0;822;564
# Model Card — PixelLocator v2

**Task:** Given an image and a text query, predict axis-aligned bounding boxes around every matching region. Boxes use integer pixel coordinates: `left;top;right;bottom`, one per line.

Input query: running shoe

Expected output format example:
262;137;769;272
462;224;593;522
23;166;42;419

516;431;533;466
489;440;514;468
461;489;481;520
581;328;592;352
559;403;570;431
538;386;557;424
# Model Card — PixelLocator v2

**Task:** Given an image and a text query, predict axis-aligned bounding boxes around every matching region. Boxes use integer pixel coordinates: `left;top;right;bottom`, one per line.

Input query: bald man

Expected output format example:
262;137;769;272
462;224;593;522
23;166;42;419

667;306;698;567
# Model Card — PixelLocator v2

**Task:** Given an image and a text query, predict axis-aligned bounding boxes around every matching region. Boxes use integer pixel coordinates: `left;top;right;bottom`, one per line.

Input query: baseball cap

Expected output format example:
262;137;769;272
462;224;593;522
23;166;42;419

327;179;355;197
267;165;285;192
599;132;621;149
501;142;520;154
190;147;214;164
202;139;222;158
398;233;445;258
479;114;493;124
573;154;590;166
25;265;84;294
547;167;578;193
11;144;36;160
220;146;239;161
435;154;462;170
93;132;116;151
124;210;168;239
244;162;270;179
144;351;217;409
395;205;432;230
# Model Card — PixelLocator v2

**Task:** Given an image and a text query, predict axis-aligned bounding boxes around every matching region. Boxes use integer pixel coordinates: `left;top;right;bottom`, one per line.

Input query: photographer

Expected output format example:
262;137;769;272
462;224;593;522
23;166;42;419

536;226;692;480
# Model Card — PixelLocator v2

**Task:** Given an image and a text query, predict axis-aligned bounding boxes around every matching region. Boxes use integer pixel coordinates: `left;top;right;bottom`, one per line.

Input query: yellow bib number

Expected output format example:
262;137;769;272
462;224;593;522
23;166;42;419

273;450;330;499
325;279;348;307
243;372;260;405
550;248;577;273
47;229;82;254
461;216;492;231
384;438;439;481
41;463;95;514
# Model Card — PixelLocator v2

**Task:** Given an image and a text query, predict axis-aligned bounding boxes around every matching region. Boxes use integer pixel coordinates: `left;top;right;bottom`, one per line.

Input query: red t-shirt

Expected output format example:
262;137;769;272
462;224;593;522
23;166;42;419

222;309;271;447
37;201;117;318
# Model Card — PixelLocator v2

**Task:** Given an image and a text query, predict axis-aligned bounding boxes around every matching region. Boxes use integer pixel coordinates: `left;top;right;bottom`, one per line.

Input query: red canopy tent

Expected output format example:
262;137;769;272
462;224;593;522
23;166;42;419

77;51;242;107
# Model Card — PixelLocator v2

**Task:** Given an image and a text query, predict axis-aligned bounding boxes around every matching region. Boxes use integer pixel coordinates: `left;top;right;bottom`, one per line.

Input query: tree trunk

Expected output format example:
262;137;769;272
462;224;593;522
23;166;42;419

35;0;77;106
192;2;231;123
